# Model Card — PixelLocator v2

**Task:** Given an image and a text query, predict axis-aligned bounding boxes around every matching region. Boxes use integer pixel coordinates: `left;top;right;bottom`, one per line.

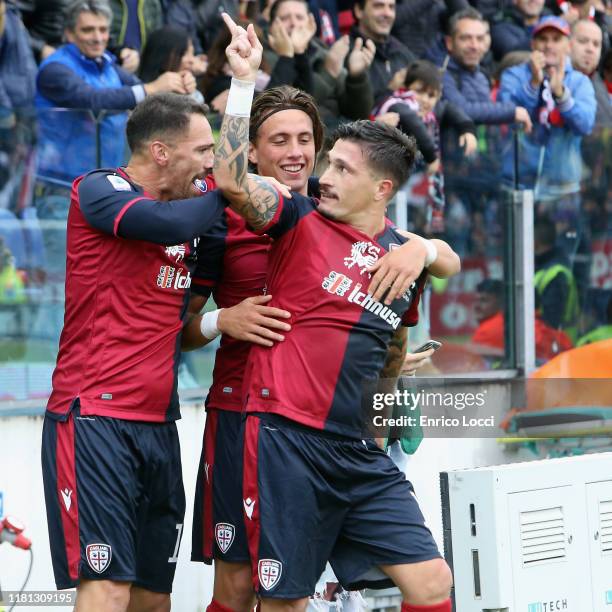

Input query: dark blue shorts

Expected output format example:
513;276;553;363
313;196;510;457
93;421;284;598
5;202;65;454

243;414;441;599
41;406;186;592
191;409;249;564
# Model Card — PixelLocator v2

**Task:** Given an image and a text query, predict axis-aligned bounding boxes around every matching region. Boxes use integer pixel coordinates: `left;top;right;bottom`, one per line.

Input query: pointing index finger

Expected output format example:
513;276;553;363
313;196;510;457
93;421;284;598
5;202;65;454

221;12;238;35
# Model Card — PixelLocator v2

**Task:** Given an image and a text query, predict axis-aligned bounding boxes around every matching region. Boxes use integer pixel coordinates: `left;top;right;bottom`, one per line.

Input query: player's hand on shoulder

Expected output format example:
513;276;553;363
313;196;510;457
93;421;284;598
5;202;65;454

368;238;426;305
249;174;292;199
217;294;292;347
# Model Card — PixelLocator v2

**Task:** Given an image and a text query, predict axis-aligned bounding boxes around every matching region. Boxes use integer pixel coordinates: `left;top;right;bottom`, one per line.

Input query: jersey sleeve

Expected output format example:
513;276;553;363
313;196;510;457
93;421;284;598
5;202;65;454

401;271;428;327
77;170;225;245
191;212;228;297
253;190;317;239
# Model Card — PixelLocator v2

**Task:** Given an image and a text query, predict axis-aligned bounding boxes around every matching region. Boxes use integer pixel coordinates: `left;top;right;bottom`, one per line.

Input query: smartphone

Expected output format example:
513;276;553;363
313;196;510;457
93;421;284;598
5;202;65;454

413;340;442;353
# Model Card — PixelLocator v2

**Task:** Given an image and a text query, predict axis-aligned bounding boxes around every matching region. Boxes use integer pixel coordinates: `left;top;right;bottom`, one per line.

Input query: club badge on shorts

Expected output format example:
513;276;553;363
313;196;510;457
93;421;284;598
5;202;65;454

258;559;282;590
215;523;235;554
86;543;112;573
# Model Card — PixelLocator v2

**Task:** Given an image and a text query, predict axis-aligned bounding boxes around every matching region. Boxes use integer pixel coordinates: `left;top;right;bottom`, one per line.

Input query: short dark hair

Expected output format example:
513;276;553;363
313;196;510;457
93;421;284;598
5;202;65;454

127;93;209;153
331;120;416;195
448;6;486;37
250;86;324;152
138;26;191;83
269;0;309;23
404;60;442;93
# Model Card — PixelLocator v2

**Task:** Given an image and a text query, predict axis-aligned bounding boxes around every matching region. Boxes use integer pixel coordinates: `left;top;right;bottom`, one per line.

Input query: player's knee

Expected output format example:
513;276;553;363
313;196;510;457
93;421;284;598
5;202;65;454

214;561;256;611
409;559;453;605
127;588;171;612
76;579;131;612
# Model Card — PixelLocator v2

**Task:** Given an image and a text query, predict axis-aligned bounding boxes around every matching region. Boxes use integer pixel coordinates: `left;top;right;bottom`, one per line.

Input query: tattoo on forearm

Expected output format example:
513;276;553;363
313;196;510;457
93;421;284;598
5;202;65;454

381;327;407;379
215;114;280;231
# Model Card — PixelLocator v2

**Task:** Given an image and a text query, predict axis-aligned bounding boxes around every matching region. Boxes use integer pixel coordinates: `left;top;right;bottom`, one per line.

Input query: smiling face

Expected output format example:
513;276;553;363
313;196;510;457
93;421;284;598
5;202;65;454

164;114;215;199
65;11;110;59
447;17;488;69
249;109;315;195
317;139;389;226
354;0;396;42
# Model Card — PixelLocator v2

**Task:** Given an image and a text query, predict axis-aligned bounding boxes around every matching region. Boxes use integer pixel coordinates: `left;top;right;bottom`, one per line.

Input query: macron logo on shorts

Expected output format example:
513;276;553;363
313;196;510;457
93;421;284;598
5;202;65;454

243;497;255;520
86;543;112;573
60;488;72;512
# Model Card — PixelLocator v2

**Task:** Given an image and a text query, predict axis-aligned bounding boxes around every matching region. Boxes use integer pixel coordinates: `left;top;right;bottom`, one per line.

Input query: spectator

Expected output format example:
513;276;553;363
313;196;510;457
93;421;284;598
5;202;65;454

442;7;533;129
471;278;573;362
0;236;25;305
35;0;192;186
138;26;206;103
570;19;612;127
108;0;164;72
468;0;513;20
534;216;579;339
200;21;274;113
391;0;468;58
490;0;549;62
372;59;477;234
498;16;595;200
349;0;415;104
264;0;317;93
17;0;70;62
577;296;612;346
0;0;37;109
265;0;375;125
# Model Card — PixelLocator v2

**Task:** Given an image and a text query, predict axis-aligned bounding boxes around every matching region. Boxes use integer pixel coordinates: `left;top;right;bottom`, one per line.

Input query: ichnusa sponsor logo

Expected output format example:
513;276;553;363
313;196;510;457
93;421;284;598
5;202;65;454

156;266;191;290
528;599;568;612
322;271;403;329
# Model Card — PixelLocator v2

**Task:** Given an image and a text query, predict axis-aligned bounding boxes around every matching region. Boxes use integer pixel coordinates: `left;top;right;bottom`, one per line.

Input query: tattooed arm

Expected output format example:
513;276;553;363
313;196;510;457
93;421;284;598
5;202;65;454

380;326;408;379
214;115;282;232
213;14;282;232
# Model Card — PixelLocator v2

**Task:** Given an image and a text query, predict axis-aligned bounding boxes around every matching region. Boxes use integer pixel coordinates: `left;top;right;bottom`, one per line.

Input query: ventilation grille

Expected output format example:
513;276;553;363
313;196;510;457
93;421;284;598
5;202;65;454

520;506;566;565
600;500;612;554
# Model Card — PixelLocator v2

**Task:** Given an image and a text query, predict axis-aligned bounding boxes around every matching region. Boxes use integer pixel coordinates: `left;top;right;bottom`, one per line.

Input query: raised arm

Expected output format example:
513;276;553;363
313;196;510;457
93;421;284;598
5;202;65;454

213;14;282;232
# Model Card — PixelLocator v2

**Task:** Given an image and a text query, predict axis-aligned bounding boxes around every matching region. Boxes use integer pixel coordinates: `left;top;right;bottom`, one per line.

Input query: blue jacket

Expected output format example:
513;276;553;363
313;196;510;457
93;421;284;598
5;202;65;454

0;6;37;108
442;57;516;124
35;44;145;183
498;59;596;194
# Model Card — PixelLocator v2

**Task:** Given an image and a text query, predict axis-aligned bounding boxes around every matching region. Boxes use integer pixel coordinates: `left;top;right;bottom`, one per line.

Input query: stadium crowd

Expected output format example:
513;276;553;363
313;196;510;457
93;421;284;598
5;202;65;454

0;0;611;371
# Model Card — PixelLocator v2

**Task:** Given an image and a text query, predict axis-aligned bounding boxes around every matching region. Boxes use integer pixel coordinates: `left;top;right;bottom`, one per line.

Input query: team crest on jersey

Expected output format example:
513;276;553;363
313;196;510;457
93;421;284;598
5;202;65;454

344;241;380;277
322;271;352;296
215;523;235;554
86;543;112;573
258;559;282;590
165;244;186;262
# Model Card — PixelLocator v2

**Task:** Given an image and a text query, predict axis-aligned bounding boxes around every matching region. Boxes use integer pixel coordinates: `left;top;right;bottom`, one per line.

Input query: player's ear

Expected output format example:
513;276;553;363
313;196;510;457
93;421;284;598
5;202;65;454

150;141;170;166
374;178;394;203
248;142;258;166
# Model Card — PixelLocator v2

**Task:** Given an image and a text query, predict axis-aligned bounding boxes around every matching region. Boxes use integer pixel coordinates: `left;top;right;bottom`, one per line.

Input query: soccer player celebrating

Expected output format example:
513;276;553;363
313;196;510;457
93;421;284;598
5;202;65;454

41;93;293;612
211;15;454;612
193;85;460;611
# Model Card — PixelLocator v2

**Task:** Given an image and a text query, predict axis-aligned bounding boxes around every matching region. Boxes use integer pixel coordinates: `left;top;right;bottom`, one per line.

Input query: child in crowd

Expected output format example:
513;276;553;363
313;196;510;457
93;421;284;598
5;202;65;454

372;60;477;235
